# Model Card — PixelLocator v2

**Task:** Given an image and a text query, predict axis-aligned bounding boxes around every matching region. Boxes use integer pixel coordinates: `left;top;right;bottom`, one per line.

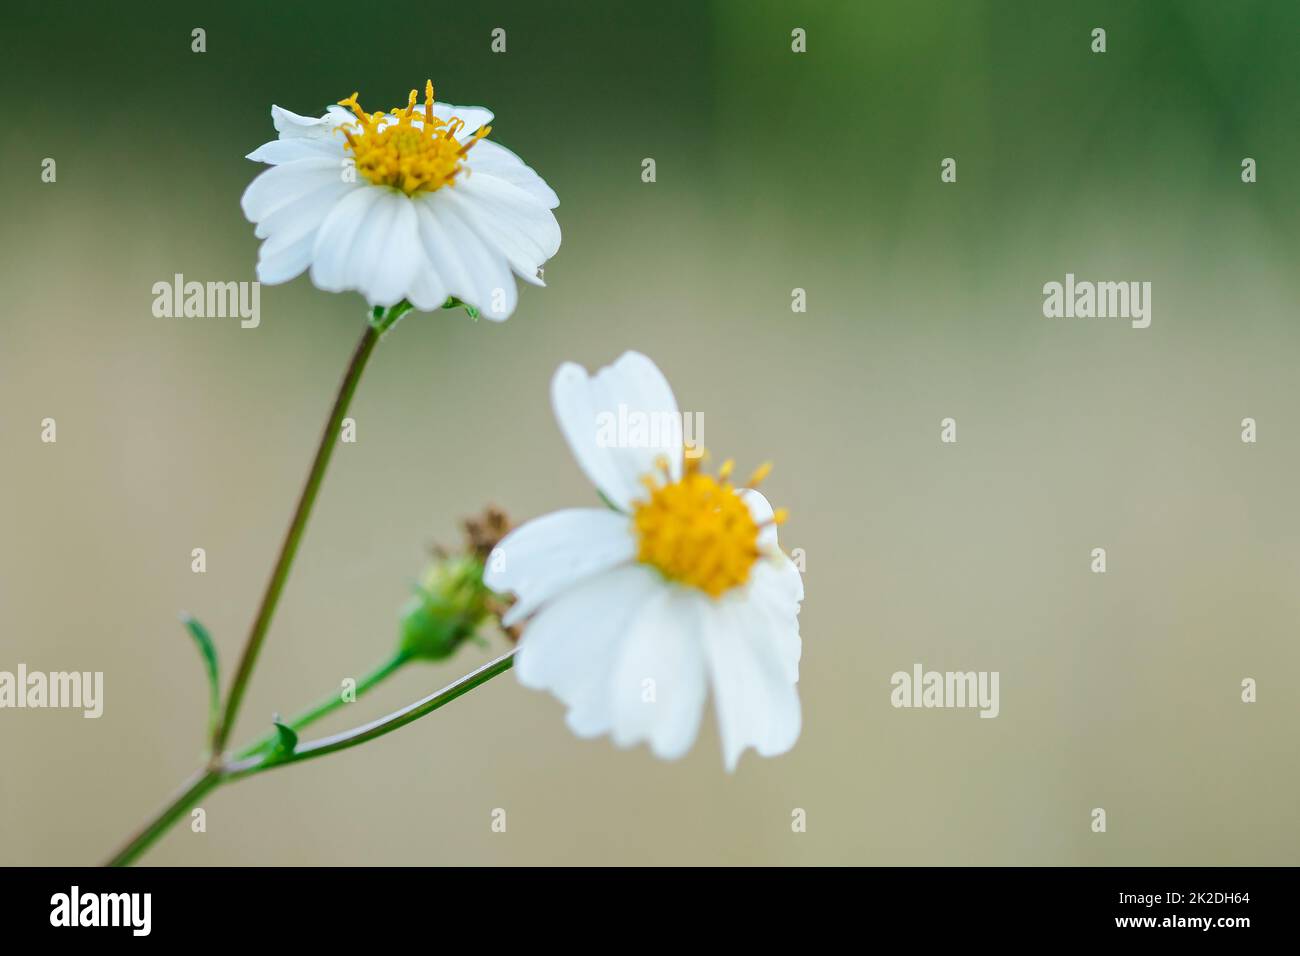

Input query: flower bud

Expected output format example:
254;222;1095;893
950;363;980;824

398;507;515;661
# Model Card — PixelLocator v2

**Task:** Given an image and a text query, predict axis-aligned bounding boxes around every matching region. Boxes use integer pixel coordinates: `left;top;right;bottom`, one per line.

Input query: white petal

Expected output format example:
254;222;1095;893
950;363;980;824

256;232;315;285
255;178;356;243
736;488;803;681
347;191;422;307
740;488;782;551
308;186;385;293
609;588;708;759
444;173;560;286
240;158;342;223
703;598;802;771
405;251;450;311
271;105;337;138
550;352;683;511
743;559;803;683
485;508;636;627
322;105;359;128
247;137;341;165
430;102;494;140
413;193;516;320
467;139;560;208
514;564;663;738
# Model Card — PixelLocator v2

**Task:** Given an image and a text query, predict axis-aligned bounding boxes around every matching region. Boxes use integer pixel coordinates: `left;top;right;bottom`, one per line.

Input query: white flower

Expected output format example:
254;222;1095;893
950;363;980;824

485;352;803;770
240;81;560;321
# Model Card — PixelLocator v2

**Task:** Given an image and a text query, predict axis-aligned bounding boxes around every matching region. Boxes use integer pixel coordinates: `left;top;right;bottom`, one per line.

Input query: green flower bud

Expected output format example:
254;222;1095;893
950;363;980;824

397;507;515;661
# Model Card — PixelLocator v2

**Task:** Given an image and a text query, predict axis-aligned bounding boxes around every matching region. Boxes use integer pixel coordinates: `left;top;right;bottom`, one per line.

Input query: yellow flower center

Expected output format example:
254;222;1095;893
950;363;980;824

336;81;490;196
633;456;787;598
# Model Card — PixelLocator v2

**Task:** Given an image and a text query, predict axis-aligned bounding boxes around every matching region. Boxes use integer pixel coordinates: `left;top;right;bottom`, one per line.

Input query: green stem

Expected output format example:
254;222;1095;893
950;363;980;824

105;300;492;867
211;321;381;756
235;650;411;760
104;650;514;866
104;767;223;868
224;651;515;781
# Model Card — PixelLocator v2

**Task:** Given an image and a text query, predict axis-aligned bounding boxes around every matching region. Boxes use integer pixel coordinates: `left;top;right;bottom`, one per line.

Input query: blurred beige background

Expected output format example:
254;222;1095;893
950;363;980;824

1;0;1298;864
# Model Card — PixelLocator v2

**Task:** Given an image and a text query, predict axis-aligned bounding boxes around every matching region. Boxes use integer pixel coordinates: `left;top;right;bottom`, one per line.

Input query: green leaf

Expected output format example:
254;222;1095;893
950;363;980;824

441;296;480;321
269;718;298;760
180;614;220;740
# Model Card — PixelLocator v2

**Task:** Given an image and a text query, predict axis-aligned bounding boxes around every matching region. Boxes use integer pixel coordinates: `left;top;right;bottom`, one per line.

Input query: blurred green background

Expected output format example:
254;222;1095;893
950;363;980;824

2;0;1298;865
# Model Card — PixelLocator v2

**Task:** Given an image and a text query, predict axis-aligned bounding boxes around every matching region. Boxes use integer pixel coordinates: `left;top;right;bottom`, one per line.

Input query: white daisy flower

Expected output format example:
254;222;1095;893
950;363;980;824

240;81;560;320
485;352;803;770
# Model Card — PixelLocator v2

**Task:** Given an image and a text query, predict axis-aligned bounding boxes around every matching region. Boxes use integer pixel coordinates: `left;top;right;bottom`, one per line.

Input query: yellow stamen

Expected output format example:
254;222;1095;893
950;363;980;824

746;462;773;487
335;80;487;196
632;457;787;598
339;92;365;120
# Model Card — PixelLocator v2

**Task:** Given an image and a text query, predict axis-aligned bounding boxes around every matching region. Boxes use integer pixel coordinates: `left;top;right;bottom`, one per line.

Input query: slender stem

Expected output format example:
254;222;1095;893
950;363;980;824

211;323;381;756
235;650;411;760
104;650;514;866
224;650;515;781
106;300;500;866
105;766;223;868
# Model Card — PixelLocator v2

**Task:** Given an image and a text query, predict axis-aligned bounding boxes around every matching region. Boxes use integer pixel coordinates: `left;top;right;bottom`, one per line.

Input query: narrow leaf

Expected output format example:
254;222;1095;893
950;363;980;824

181;614;220;740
